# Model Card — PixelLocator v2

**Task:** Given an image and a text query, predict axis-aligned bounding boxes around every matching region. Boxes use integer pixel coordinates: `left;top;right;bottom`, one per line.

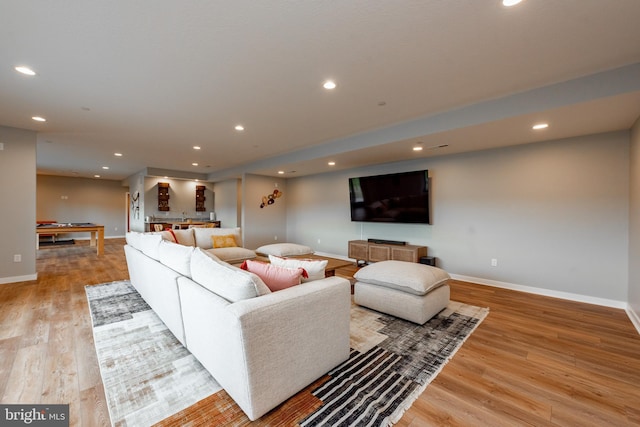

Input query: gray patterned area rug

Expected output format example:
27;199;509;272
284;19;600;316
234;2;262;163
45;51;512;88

85;281;222;427
86;280;487;427
301;301;489;427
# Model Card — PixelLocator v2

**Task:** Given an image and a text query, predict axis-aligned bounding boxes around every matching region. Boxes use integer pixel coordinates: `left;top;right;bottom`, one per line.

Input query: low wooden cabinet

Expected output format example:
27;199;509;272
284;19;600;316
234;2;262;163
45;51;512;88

348;240;427;264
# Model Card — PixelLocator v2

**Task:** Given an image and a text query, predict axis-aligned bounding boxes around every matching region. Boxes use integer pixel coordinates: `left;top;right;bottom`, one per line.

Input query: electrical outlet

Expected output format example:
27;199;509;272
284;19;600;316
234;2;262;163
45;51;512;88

13;254;22;263
274;235;278;240
114;227;118;231
317;238;321;244
491;258;498;267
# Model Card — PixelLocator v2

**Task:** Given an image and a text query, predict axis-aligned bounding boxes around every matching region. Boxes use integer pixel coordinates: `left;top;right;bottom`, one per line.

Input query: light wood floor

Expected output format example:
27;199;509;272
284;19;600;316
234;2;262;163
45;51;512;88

1;239;639;426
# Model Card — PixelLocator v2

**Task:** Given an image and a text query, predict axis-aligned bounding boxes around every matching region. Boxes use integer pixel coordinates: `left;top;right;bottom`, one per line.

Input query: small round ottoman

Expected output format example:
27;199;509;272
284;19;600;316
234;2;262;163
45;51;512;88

353;260;450;324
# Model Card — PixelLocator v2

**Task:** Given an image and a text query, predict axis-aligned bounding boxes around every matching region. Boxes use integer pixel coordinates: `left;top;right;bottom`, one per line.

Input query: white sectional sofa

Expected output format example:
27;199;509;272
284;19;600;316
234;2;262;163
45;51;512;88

124;230;351;420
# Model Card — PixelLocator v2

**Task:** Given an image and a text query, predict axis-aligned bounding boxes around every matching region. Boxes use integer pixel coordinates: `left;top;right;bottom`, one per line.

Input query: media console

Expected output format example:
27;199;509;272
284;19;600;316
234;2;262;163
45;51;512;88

348;240;427;264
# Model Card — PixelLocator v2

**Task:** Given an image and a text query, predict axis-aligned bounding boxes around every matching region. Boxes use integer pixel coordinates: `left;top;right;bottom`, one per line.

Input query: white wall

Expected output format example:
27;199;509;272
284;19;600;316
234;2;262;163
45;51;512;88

37;175;128;238
242;174;287;249
629;118;640;328
0;126;37;284
213;178;241;229
287;131;629;306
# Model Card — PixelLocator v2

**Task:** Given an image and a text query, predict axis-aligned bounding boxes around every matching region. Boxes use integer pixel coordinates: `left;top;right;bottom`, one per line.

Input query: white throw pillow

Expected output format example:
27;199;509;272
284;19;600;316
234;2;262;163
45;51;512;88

190;248;267;302
354;260;450;295
268;255;328;282
158;240;195;277
256;243;313;257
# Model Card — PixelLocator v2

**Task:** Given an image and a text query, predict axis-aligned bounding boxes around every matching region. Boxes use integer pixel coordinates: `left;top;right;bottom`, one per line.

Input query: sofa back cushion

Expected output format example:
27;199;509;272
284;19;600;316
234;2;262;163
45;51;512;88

161;229;196;246
158;240;195;277
125;231;143;250
194;227;242;249
137;232;164;260
190;248;269;302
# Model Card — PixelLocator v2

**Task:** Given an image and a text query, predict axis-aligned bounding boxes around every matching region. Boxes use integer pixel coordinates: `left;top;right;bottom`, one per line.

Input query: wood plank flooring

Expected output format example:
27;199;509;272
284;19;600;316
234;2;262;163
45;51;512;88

1;239;638;426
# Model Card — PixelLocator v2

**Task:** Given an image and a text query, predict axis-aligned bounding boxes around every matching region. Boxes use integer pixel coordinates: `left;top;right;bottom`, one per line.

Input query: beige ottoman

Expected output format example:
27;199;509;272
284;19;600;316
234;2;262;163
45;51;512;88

353;260;450;324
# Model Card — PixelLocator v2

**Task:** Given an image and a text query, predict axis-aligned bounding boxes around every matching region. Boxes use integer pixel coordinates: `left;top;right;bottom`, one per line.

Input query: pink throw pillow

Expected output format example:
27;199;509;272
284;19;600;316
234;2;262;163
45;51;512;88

240;260;306;292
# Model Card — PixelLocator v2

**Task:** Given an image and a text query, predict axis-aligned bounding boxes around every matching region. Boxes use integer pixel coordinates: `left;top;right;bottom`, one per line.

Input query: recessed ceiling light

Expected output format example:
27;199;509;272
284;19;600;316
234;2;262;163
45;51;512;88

192;162;199;166
328;161;336;166
32;116;46;122
193;146;201;150
323;80;336;90
502;0;523;6
114;152;123;157
532;123;549;130
278;171;285;175
15;66;36;76
102;166;109;170
413;146;423;151
94;175;101;178
235;125;245;131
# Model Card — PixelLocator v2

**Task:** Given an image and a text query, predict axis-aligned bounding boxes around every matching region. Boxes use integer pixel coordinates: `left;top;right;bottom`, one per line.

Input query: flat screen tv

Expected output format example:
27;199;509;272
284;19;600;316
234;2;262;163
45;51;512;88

349;170;430;224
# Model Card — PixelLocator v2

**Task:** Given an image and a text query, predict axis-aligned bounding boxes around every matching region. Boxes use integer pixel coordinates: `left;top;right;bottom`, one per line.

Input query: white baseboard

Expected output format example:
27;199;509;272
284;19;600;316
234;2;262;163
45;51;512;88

450;273;628;310
627;306;640;335
0;273;38;285
312;257;639;335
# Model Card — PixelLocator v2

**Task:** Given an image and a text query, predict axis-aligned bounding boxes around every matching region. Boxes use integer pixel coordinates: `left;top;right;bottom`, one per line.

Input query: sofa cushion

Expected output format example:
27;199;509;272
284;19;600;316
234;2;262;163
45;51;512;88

268;255;328;282
156;229;196;246
173;229;196;246
125;231;143;250
194;227;242;249
138;233;164;260
212;234;238;248
240;259;306;292
256;243;313;257
353;260;450;296
158;240;195;277
207;247;256;264
191;248;268;302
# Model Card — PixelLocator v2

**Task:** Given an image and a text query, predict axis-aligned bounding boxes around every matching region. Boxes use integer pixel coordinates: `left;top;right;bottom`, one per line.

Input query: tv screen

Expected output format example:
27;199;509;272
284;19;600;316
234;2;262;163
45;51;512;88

349;170;430;224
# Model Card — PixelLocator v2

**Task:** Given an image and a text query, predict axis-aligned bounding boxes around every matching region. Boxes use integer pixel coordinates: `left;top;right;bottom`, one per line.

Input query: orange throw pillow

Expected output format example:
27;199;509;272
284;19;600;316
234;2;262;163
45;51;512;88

211;234;238;248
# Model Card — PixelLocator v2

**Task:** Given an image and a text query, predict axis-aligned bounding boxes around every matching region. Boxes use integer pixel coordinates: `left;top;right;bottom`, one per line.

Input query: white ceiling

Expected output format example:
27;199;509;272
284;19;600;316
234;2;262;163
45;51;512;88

1;1;640;181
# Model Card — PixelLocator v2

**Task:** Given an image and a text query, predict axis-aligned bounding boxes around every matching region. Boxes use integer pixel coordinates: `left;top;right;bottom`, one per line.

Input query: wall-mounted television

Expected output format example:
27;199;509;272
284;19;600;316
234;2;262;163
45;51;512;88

349;170;430;224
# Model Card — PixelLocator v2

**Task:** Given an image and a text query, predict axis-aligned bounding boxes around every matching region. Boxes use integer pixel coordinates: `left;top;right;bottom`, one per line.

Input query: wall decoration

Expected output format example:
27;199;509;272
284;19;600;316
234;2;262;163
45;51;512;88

131;191;140;219
195;185;206;211
158;182;170;211
260;188;282;208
